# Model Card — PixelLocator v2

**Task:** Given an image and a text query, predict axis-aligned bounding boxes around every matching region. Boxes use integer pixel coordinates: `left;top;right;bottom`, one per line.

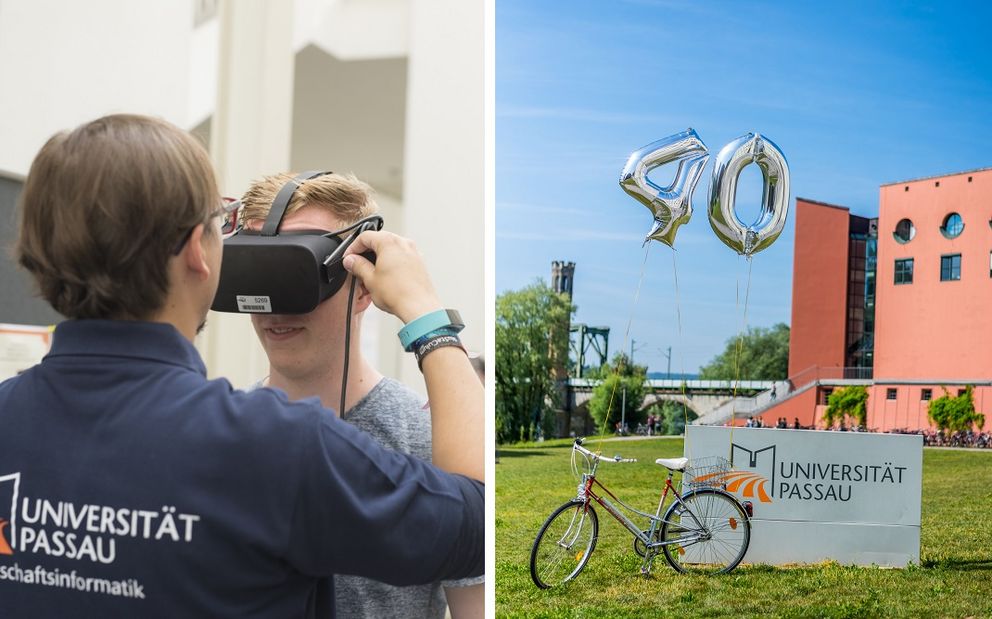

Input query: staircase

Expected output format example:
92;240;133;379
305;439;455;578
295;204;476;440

693;366;874;426
693;379;795;426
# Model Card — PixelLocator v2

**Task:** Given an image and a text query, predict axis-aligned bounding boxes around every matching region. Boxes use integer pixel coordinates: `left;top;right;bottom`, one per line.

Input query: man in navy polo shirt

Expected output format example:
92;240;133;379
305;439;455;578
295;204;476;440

0;114;483;618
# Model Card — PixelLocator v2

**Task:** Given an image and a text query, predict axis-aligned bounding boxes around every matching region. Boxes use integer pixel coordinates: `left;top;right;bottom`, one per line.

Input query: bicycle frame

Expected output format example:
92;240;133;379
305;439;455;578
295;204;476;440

573;448;709;554
526;439;753;584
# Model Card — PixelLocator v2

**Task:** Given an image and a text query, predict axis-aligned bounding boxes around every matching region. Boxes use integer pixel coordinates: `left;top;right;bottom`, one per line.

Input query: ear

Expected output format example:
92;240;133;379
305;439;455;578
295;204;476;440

350;274;373;312
181;224;213;281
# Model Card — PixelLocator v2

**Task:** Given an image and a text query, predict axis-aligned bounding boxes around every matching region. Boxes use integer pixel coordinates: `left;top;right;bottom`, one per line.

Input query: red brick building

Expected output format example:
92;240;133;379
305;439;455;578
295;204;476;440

761;167;991;431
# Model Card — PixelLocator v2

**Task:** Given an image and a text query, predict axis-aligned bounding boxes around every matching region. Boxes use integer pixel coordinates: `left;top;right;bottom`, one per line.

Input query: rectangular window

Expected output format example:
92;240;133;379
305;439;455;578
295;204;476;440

820;388;833;405
940;254;961;281
921;388;932;401
886;388;897;400
958;388;967;397
894;258;913;284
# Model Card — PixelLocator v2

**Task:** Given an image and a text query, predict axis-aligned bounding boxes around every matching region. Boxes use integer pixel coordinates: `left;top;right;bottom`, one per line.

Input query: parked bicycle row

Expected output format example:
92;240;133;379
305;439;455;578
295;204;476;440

613;421;990;446
889;428;992;448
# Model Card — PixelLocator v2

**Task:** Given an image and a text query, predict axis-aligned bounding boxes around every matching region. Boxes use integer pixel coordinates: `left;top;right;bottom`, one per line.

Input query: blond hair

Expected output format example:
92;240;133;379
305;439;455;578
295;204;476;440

16;114;219;320
240;172;378;229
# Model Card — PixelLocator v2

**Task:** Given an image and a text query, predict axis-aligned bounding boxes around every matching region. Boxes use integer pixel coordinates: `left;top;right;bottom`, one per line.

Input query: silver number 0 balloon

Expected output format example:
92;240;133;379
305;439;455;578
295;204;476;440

707;133;790;256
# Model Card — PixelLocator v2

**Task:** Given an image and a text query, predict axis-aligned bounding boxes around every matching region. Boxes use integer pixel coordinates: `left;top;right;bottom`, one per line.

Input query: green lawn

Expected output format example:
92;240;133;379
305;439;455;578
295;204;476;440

495;437;992;618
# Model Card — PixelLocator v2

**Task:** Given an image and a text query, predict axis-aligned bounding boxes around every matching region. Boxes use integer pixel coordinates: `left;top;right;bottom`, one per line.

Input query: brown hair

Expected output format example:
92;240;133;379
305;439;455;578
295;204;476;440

239;172;378;229
16;114;219;320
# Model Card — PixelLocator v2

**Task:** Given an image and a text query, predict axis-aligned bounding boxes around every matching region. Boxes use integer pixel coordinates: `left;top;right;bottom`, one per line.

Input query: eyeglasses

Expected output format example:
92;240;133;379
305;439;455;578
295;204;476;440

172;197;241;255
217;197;241;238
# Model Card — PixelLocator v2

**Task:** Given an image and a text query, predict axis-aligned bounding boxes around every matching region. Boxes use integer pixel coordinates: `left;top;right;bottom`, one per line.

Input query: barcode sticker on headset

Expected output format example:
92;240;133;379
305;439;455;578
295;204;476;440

236;295;273;313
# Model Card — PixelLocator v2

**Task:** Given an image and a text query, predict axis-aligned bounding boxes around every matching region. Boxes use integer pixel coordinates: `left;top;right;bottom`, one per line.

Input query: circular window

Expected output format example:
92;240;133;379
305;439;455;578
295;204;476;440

941;213;964;238
893;218;915;244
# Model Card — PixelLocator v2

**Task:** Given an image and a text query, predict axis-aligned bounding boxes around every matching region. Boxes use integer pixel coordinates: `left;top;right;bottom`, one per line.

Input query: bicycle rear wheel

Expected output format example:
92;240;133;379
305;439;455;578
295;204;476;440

659;488;750;575
529;500;599;588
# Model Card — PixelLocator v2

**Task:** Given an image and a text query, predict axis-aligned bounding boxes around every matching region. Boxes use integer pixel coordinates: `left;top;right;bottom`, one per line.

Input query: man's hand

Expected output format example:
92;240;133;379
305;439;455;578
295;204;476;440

342;231;443;323
346;229;482;482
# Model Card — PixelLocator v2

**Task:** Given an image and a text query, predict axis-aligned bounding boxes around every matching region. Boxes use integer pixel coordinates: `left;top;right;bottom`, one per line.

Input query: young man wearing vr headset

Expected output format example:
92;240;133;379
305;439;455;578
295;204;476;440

1;114;483;618
235;172;483;619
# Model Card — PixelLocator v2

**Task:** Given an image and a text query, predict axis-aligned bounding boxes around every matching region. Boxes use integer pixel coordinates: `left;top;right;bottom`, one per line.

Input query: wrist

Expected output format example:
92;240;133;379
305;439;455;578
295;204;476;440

414;334;467;371
395;298;443;325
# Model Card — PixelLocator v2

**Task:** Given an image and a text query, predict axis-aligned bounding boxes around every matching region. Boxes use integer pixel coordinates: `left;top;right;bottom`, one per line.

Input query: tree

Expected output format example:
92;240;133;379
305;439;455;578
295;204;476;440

588;353;647;433
699;323;790;381
928;386;985;433
646;400;698;435
823;386;868;429
495;281;573;443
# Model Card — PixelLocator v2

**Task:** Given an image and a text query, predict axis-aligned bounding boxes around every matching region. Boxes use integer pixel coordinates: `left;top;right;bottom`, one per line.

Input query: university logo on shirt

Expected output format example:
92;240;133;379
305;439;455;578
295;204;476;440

0;473;21;555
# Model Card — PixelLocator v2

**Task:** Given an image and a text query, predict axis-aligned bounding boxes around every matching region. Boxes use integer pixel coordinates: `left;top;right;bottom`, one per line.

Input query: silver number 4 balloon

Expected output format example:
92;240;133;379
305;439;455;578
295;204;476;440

620;129;790;257
619;129;709;248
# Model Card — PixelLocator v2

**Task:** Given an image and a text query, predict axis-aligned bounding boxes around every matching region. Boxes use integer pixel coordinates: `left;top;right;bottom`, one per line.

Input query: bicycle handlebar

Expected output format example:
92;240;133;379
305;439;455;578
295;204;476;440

573;438;637;464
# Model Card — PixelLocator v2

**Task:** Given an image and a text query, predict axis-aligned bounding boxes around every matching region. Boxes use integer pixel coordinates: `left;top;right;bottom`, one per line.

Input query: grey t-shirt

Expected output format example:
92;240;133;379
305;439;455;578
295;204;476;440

252;377;482;619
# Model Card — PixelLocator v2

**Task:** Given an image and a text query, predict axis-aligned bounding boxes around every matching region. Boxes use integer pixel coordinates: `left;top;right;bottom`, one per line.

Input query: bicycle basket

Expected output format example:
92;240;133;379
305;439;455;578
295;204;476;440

683;456;732;490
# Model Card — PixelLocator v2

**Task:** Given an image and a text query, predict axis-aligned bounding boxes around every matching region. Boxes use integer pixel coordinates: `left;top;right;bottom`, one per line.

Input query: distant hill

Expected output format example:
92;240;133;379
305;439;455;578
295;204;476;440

647;372;700;380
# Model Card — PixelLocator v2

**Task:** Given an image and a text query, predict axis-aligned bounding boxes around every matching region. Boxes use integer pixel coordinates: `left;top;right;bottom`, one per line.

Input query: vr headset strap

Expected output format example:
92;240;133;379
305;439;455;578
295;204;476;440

260;170;330;236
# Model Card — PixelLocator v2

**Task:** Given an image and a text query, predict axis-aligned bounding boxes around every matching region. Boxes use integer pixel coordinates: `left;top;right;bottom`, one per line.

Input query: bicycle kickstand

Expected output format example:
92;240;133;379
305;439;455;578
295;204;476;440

639;549;658;577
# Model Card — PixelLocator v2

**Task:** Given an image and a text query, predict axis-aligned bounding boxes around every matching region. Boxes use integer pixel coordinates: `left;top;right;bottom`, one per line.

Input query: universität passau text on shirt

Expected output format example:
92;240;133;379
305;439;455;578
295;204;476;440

0;320;484;618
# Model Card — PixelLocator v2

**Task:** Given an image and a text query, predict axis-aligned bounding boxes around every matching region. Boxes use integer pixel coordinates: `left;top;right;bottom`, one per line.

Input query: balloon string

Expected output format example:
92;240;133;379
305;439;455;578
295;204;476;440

671;249;690;462
728;255;754;463
599;243;652;440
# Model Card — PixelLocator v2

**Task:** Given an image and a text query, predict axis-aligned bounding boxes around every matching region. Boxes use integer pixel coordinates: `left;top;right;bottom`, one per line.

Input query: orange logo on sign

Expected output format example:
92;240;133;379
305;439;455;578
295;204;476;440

695;470;773;503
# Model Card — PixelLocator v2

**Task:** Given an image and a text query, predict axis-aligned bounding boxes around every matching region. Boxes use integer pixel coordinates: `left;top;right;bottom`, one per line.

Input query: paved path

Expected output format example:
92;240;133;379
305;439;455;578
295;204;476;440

587;435;682;443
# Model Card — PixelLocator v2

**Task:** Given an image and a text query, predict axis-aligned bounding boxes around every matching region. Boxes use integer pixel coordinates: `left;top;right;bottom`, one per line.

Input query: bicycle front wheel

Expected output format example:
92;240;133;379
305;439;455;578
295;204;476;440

659;488;750;575
529;499;599;588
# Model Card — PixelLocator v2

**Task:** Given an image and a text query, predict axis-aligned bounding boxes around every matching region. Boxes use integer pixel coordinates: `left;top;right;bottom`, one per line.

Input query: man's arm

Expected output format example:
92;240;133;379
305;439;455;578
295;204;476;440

283;400;484;584
343;231;483;481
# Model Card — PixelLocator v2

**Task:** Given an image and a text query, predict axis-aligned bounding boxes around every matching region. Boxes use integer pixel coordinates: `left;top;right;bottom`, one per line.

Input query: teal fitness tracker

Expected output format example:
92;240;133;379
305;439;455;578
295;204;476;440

398;309;465;351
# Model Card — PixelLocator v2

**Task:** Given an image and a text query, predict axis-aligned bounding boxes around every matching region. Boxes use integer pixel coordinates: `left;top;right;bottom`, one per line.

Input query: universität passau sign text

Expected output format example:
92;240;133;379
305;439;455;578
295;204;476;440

685;426;922;566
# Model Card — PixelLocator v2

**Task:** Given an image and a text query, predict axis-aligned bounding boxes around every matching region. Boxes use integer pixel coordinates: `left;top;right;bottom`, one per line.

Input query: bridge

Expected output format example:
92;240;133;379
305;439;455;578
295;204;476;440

561;377;779;436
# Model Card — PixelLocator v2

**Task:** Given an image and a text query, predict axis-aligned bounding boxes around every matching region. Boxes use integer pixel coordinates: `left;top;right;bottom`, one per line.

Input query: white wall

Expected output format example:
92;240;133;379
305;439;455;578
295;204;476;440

0;0;215;176
399;0;485;388
0;0;485;397
293;0;409;60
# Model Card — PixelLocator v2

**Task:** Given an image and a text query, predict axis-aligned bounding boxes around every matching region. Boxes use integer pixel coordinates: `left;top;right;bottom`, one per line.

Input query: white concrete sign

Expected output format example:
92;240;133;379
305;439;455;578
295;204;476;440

684;426;922;566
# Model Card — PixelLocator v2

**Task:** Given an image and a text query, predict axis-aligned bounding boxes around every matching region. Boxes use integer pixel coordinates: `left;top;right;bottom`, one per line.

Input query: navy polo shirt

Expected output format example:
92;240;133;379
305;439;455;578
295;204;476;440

0;320;483;618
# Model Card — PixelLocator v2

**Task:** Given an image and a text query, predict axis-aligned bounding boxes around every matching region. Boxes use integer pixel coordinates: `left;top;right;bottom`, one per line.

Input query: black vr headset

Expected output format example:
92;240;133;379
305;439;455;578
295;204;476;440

211;171;383;314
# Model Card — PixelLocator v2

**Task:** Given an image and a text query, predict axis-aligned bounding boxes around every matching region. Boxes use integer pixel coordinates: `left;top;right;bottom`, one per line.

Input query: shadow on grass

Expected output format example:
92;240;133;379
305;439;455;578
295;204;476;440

496;449;554;460
921;557;992;571
498;441;577;454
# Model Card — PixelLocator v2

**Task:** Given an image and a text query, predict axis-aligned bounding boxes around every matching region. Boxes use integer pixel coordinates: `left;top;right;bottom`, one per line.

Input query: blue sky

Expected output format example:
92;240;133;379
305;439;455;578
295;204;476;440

496;0;992;375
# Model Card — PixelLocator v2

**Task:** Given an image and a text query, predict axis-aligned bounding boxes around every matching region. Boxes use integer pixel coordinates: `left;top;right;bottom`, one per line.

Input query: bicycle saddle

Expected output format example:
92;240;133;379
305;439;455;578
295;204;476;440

655;457;689;471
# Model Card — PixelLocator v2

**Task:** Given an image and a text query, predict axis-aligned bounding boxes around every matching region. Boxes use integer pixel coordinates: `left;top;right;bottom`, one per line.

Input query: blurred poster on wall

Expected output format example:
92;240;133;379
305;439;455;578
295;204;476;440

0;323;52;381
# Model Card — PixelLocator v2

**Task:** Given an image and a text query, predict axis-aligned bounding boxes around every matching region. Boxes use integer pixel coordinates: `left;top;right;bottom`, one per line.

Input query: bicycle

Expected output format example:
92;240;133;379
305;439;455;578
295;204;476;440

529;438;751;588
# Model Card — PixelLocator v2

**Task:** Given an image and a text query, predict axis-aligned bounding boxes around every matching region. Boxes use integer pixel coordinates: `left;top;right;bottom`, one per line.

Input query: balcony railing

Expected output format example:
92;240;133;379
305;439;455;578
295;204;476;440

788;366;874;391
